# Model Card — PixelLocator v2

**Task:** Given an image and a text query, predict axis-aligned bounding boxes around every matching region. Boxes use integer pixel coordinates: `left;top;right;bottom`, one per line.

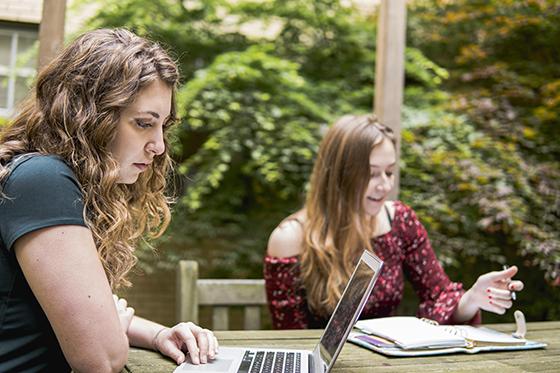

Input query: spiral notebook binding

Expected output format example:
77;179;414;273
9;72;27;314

419;318;439;326
420;318;469;340
443;326;468;339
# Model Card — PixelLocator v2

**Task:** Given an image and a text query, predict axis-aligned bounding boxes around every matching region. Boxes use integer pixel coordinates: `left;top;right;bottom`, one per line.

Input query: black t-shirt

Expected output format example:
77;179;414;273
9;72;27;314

0;154;87;372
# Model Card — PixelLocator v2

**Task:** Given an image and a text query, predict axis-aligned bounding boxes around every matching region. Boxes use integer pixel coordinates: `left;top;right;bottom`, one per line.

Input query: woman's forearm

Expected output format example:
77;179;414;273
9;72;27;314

126;316;168;350
453;289;480;323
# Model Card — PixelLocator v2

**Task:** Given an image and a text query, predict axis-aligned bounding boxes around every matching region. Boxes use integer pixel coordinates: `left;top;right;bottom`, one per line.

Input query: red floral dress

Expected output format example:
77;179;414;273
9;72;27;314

263;201;481;329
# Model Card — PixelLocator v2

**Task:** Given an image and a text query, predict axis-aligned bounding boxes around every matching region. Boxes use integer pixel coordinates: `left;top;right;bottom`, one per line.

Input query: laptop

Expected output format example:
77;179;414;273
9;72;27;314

174;250;383;373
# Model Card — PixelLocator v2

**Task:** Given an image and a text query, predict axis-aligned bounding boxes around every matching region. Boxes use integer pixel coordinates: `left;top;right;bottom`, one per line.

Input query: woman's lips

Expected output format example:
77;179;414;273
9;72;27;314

133;163;148;171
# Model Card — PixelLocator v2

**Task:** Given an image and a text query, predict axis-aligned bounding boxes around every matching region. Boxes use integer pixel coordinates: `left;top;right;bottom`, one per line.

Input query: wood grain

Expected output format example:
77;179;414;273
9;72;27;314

125;322;559;372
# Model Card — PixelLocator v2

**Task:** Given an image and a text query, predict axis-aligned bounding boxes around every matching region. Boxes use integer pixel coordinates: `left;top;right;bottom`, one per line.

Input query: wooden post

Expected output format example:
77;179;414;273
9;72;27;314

176;260;199;324
38;0;67;69
374;0;406;199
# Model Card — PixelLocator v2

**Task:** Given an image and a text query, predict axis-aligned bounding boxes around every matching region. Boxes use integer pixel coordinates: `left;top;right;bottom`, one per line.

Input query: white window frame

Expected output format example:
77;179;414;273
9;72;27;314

0;27;37;118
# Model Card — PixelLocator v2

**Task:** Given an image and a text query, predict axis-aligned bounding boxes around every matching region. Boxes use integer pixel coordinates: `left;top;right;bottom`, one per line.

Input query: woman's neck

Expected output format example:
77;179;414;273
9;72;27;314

370;202;393;237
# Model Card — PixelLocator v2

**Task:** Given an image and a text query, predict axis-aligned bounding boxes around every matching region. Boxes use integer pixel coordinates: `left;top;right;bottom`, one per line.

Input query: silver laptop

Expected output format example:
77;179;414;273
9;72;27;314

174;250;383;373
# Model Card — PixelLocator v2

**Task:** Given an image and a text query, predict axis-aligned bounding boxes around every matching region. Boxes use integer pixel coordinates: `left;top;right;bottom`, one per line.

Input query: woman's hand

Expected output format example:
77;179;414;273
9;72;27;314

113;294;135;334
456;266;524;322
152;322;219;365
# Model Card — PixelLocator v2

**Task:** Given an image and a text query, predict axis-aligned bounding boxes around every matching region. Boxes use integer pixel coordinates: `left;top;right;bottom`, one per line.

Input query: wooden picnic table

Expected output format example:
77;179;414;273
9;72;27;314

124;321;559;372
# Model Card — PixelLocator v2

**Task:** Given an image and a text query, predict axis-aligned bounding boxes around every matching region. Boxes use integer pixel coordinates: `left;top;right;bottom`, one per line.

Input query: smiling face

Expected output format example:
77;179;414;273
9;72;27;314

109;79;172;184
362;138;396;216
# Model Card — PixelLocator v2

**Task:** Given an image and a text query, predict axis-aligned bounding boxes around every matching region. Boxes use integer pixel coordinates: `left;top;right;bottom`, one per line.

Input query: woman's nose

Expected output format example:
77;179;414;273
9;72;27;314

376;174;392;192
146;129;165;156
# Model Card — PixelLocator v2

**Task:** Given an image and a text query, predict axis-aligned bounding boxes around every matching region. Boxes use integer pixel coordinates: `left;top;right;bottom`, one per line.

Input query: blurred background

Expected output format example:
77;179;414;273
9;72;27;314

1;0;558;328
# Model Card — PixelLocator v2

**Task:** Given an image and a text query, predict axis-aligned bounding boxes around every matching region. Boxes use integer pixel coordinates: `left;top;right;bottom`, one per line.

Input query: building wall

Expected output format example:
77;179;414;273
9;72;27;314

0;0;42;24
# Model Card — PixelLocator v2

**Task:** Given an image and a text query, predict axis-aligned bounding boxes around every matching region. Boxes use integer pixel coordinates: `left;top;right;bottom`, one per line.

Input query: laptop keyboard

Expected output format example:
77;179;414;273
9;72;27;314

236;350;302;373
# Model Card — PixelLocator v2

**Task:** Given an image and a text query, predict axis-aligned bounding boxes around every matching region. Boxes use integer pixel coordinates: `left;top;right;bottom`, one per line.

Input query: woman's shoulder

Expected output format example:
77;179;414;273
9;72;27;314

266;209;306;259
388;200;426;238
390;200;415;219
4;154;81;195
10;154;75;180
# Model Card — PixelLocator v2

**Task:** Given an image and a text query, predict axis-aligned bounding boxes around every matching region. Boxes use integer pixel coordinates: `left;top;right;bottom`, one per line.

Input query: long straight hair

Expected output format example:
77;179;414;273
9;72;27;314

301;114;395;316
0;28;179;289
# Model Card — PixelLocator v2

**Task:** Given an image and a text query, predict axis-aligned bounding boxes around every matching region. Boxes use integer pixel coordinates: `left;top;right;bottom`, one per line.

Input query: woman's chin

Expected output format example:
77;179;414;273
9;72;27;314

364;201;384;217
116;174;140;184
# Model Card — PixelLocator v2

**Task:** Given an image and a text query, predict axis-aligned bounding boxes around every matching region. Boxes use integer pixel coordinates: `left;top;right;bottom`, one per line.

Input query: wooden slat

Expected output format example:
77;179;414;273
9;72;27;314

176;261;267;329
197;279;266;306
243;306;261;330
213;307;229;330
176;261;198;323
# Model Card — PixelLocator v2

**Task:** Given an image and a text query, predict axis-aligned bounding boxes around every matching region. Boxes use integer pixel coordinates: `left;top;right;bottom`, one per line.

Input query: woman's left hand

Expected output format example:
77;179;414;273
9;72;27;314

113;294;134;334
152;322;219;365
462;265;524;316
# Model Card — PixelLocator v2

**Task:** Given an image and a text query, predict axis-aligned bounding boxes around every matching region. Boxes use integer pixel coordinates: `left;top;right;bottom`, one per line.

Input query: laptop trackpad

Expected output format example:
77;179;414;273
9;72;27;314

174;358;235;372
174;347;243;373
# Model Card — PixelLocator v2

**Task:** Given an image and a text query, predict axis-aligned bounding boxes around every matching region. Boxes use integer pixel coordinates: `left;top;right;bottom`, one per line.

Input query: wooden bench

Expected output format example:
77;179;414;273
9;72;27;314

176;260;267;330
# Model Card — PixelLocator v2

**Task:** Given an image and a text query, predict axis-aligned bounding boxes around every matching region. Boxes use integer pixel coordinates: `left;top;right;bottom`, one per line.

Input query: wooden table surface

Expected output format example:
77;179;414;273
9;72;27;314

125;321;559;372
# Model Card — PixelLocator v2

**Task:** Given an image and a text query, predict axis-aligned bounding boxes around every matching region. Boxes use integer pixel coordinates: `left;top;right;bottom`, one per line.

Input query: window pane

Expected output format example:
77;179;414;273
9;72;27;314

0;75;8;109
17;34;38;69
0;34;12;66
15;76;32;103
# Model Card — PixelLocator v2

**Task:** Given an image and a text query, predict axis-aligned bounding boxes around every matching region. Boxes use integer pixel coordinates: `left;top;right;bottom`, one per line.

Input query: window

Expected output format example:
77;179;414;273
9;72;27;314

0;23;37;118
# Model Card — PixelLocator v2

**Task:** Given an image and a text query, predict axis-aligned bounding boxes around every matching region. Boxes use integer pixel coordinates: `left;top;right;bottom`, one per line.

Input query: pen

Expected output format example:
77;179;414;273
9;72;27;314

502;265;517;301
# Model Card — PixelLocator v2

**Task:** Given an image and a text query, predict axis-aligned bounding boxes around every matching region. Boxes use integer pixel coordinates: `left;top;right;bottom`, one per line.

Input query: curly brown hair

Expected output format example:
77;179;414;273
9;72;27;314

0;28;179;289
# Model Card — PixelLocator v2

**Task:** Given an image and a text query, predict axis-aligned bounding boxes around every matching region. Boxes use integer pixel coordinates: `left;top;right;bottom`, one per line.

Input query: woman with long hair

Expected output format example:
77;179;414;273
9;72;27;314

0;28;217;371
264;114;524;329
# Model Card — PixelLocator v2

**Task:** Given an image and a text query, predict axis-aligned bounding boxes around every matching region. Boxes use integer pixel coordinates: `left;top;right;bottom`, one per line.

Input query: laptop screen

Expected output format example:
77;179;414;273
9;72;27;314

316;250;383;371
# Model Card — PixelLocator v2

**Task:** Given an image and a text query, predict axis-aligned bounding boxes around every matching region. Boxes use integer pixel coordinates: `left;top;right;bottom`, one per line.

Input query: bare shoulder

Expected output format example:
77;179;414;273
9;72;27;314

267;210;306;258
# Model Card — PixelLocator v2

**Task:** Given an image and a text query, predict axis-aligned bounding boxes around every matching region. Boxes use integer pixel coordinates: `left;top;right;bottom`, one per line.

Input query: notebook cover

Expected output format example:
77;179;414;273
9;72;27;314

348;331;547;357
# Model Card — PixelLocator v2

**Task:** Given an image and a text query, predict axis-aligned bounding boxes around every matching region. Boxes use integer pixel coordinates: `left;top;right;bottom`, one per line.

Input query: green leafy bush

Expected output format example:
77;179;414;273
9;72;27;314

408;0;560;286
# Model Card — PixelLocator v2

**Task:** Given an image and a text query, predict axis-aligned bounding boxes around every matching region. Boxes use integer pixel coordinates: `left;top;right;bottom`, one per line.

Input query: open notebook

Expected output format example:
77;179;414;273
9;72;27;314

348;316;547;357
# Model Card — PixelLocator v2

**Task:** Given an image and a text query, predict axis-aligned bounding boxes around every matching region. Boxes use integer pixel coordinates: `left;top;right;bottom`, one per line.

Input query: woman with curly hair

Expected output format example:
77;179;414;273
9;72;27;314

0;28;217;372
265;114;524;329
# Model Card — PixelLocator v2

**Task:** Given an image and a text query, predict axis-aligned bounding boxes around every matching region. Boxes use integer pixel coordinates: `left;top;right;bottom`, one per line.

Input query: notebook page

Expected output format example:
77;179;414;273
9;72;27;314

354;317;466;350
445;325;526;346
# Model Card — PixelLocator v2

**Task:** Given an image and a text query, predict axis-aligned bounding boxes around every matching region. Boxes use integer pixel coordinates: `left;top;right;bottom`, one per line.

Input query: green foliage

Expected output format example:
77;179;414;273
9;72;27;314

176;45;327;208
233;0;371;81
405;48;449;88
407;0;560;291
409;0;560;158
83;0;250;81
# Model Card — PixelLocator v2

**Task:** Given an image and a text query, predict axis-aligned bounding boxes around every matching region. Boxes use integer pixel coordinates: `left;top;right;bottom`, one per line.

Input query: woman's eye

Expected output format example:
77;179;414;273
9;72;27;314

371;171;394;179
135;119;152;128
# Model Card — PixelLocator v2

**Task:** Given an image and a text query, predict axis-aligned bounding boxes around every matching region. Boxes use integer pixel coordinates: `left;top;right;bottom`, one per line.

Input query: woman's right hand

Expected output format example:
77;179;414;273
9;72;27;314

113;294;135;334
153;322;219;365
455;265;523;322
